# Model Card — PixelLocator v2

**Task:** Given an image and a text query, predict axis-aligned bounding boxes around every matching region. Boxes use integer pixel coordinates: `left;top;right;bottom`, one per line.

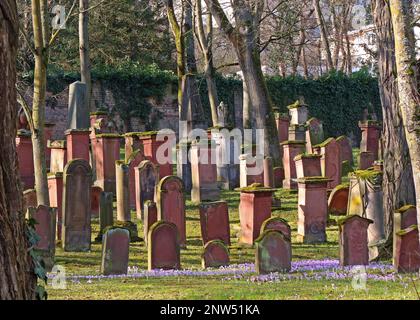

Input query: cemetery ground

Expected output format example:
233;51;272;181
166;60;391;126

47;149;420;300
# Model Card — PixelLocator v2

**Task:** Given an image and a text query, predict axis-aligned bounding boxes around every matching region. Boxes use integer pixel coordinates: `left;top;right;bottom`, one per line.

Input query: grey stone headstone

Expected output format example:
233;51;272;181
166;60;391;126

67;81;89;129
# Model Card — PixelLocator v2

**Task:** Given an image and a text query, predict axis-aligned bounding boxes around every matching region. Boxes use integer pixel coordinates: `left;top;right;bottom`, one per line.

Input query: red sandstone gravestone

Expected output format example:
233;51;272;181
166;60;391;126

294;154;322;179
128;149;146;209
199;201;230;246
148;221;180;271
23;189;37;214
394;205;418;263
202;240;230;269
48;140;67;173
359;120;381;160
260;217;291;240
62;159;92;252
358;151;375;170
281;141;305;189
328;184;349;216
237;183;276;245
336;135;353;166
65;129;91;162
16;130;34;189
394;225;420;273
101;228;130;275
48;173;63;239
297;177;330;244
135;160;159;220
338;215;372;266
239;153;265;188
91;186;103;218
314;138;341;189
273;167;284;188
305;117;324;153
156;176;186;247
143;201;158;246
255;230;292;274
124;132;142;161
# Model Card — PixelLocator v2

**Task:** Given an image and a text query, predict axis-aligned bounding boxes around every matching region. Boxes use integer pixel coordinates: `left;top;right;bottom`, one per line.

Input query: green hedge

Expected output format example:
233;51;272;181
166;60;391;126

24;65;381;141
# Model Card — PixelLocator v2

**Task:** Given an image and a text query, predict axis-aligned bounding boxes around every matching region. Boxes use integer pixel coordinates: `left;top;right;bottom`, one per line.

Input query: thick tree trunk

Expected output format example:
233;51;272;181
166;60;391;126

0;0;36;300
389;0;420;241
373;0;416;240
79;0;92;111
31;0;49;206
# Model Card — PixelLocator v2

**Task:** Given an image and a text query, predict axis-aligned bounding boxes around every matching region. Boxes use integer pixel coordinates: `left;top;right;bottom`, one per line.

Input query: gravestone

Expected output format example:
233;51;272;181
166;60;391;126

263;156;274;188
255;230;292;274
273;167;284;188
143;201;158;246
328;184;349;216
281;141;306;189
336;135;353;166
48;140;67;173
305;118;324;153
294;154;322;179
176;141;192;192
199;201;230;246
65;129;90;162
27;205;57;270
101;228;130;275
297;177;330;244
48;173;63;239
124;132;142;161
238;183;276;245
358;151;375;170
274;112;290;146
116;161;130;222
148;221;180;271
191;139;220;203
202;240;230;269
260;217;291;240
134;160;159;220
95;191;114;242
394;225;420;273
67;81;89;129
239;153;265;188
91;186;103;218
156;176;186;247
127;149;146;209
16;130;34;189
359;120;381;160
288;100;308;125
62;159;92;252
394;205;417;264
23;188;37;214
338;215;372;266
314;137;341;189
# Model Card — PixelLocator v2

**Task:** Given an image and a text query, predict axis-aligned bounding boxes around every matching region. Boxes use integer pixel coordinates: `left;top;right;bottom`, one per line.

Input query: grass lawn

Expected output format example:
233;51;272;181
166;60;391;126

47;186;420;300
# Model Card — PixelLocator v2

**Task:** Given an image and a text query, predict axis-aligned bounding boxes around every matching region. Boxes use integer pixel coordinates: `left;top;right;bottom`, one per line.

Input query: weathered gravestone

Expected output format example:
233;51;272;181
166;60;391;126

62;159;92;252
281;141;306;189
65;129;90;162
16;130;34;189
143;201;158;246
260;217;291;240
176;141;192;192
263;156;274;188
359;120;381;160
328;184;349;216
313;137;341;189
48;173;63;239
358;151;375;170
156;176;186;247
297;177;330;244
48;140;67;173
127;149;146;209
336;135;353;166
237;183;276;245
23;188;37;214
91;186;103;218
27;205;57;270
148;221;180;271
95;191;114;242
239;153;265;188
255;230;292;274
305;118;324;153
202;240;230;269
294;154;322;179
135;160;159;220
338;215;372;266
67;81;89;129
394;205;418;264
124;132;142;161
101;228;130;275
273;167;284;188
394;225;420;273
199;201;230;246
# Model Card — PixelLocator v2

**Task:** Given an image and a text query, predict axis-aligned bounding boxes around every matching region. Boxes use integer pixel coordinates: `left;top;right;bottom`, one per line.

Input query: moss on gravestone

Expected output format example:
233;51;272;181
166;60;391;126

112;221;142;242
280;140;306;146
396;204;416;213
313;137;334;148
235;183;277;193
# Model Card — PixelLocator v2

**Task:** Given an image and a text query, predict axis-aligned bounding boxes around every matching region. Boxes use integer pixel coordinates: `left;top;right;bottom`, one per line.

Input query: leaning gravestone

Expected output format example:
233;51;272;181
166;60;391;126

101;228;130;275
156;176;186;247
199;201;230;246
148;221;180;271
202;240;230;269
338;215;372;266
135;160;159;220
27;205;57;271
255;230;292;274
62;159;92;252
67;81;89;129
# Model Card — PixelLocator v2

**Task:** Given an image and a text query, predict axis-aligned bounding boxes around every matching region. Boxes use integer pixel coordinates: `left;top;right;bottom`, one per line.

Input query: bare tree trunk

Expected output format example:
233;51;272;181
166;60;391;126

313;0;333;71
389;0;420;240
31;0;49;206
373;0;416;240
195;1;219;126
0;0;36;299
79;0;92;111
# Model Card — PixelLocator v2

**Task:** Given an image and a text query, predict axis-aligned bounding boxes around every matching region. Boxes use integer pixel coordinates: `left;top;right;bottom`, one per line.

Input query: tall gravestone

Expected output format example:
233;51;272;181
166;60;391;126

48;140;67;173
67;81;89;129
255;230;292;274
134;160;159;220
314;137;341;189
148;221;180;271
16;129;34;189
127;149;146;209
336;135;353;166
101;228;130;275
62;159;92;252
176;141;192;192
156;176;186;247
394;225;420;273
48;173;63;239
95;191;114;242
143;201;158;246
305;117;324;153
281;141;306;189
393;205;417;264
199;201;230;245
